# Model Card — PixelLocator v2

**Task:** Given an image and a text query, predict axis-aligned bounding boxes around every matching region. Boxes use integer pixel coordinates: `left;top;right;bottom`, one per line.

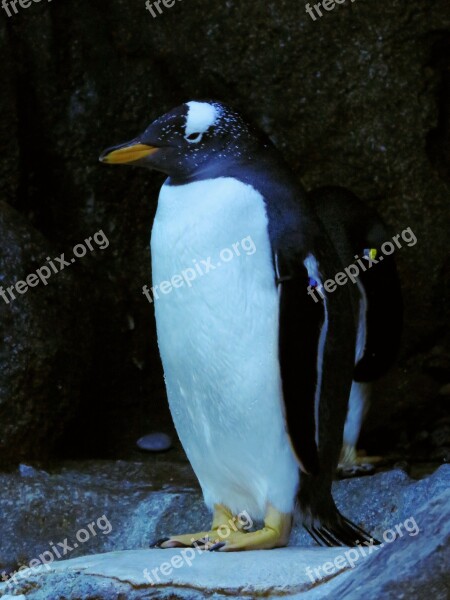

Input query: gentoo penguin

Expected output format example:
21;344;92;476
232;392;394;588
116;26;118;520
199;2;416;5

308;186;403;467
100;100;380;550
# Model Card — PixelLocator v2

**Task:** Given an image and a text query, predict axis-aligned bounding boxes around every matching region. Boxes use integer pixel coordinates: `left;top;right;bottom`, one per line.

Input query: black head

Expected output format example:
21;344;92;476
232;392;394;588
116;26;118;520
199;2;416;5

99;100;260;181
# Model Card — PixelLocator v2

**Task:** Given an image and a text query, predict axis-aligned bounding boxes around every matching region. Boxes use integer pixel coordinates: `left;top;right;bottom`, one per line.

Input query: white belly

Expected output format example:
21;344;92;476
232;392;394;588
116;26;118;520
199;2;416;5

150;177;299;519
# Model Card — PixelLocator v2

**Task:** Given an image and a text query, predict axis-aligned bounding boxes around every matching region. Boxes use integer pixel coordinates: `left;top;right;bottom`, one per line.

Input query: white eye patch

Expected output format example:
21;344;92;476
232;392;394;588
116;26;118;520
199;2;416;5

184;101;218;143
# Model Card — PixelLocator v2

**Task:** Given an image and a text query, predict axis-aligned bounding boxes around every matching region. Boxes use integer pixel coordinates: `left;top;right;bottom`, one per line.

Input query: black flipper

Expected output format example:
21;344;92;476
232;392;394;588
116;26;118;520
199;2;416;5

308;185;403;383
276;250;323;475
354;252;403;382
278;243;378;547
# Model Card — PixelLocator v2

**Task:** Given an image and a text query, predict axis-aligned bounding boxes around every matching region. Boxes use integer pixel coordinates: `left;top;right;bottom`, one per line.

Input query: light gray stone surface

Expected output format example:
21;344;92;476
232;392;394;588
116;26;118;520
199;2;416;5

301;489;450;600
0;463;448;599
0;547;349;599
1;490;449;599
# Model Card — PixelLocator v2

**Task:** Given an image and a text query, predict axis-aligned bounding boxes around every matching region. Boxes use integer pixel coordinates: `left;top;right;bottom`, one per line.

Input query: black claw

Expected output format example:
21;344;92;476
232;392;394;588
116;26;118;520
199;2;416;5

208;542;226;552
150;537;170;548
192;537;210;547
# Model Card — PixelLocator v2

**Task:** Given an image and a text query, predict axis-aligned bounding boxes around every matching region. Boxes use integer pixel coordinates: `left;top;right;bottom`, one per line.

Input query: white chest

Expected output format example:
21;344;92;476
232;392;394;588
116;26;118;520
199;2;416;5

150;176;279;415
149;177;299;518
151;177;270;271
150;177;276;317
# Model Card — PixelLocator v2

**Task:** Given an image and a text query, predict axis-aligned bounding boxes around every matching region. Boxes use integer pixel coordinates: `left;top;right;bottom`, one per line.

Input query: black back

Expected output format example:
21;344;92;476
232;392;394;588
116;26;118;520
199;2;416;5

309;186;403;382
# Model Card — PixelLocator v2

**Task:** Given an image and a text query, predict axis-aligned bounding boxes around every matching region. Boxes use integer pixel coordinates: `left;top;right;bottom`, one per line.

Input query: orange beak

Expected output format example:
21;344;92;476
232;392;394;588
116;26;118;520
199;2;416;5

99;143;159;164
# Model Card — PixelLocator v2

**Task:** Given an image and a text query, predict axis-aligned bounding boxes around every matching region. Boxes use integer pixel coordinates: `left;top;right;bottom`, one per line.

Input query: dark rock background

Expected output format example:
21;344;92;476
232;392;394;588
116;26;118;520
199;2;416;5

0;202;91;466
0;0;449;466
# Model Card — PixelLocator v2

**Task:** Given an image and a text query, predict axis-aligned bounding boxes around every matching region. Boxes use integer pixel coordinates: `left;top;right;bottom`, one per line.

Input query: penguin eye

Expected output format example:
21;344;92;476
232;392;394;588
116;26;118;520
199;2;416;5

185;132;203;144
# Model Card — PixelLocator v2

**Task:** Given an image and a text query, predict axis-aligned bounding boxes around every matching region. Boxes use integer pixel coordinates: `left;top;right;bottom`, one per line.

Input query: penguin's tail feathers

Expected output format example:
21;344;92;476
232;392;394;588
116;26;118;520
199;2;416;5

297;478;379;547
302;509;378;548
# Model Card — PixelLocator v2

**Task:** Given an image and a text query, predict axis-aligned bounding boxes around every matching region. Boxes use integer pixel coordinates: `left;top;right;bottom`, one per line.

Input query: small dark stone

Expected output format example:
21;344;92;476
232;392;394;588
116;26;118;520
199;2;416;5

137;433;172;452
18;464;48;478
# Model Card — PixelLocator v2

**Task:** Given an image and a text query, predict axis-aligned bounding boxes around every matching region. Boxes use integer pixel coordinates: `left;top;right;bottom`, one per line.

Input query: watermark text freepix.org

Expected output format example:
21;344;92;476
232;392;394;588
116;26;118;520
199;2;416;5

2;0;53;18
142;235;256;304
0;229;110;305
145;0;182;18
305;515;419;583
307;226;417;303
1;515;113;589
305;0;358;21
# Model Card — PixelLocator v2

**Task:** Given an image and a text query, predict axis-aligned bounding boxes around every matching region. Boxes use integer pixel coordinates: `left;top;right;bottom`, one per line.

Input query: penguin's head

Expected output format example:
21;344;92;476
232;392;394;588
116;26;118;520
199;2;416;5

99;100;256;180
